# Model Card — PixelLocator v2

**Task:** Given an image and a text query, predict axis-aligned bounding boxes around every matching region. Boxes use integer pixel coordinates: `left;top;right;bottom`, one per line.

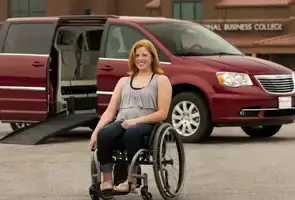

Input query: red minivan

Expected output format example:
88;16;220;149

0;15;294;143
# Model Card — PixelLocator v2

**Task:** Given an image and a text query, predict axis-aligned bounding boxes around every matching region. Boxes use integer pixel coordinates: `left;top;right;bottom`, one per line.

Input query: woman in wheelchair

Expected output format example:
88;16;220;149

89;39;172;193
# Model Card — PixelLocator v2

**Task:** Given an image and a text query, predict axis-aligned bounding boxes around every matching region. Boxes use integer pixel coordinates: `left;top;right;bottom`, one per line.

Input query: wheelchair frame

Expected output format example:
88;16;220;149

89;122;186;200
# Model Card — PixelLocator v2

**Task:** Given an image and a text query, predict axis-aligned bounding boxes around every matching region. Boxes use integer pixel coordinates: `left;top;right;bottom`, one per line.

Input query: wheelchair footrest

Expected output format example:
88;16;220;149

100;186;138;196
110;190;136;196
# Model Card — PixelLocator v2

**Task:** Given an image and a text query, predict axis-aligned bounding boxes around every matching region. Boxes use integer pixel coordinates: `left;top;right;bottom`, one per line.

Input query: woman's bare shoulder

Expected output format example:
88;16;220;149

117;76;129;86
157;74;171;84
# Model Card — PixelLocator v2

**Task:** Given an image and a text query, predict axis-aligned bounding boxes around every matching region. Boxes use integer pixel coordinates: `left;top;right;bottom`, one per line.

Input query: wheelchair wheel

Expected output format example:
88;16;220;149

152;123;186;200
90;154;114;200
89;185;99;200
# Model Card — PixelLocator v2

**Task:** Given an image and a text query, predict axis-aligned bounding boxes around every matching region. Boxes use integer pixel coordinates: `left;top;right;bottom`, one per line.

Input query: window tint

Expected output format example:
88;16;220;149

4;23;56;54
104;24;169;62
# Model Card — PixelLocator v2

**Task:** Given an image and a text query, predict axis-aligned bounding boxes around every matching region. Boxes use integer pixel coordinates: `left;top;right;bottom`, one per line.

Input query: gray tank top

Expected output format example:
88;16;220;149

116;74;159;121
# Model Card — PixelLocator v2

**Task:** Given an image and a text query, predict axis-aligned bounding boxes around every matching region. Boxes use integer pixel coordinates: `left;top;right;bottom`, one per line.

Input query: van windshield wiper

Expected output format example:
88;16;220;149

205;52;243;56
173;51;242;57
172;52;208;56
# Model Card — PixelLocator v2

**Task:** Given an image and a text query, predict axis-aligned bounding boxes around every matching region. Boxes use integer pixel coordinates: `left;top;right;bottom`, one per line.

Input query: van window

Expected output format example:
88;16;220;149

3;23;56;55
104;24;170;62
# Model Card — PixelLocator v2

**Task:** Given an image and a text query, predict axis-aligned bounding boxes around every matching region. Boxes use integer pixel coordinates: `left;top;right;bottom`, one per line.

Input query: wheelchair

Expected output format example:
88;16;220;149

89;122;186;200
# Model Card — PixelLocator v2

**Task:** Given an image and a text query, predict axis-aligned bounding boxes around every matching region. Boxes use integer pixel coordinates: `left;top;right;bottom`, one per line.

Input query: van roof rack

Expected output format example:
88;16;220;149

59;15;119;20
58;15;119;25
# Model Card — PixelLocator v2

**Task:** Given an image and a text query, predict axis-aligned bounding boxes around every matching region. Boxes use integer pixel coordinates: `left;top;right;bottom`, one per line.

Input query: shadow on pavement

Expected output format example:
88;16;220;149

42;129;92;144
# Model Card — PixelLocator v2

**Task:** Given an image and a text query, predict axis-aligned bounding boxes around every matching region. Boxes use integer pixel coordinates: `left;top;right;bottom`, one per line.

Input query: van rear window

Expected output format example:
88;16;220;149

3;23;56;55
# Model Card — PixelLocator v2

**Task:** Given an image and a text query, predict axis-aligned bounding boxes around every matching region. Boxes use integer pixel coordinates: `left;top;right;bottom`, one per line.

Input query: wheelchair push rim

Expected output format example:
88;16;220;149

153;123;186;200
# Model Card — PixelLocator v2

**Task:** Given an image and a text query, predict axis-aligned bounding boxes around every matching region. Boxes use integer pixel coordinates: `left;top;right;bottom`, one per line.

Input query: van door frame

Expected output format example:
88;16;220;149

54;19;105;115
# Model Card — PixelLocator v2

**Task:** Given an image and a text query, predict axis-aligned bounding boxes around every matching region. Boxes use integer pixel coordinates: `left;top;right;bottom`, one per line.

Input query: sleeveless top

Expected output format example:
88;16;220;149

116;74;159;121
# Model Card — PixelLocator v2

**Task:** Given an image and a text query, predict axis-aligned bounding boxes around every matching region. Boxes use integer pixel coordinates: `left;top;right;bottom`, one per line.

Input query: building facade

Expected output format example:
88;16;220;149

0;0;295;69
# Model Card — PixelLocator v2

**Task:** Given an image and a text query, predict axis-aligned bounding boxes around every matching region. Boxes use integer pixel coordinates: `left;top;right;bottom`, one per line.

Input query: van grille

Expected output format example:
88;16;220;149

255;74;295;94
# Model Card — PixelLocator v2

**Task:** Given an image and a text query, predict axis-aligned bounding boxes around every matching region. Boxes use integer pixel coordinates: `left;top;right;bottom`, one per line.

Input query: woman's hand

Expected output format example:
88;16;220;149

89;132;98;150
121;119;138;129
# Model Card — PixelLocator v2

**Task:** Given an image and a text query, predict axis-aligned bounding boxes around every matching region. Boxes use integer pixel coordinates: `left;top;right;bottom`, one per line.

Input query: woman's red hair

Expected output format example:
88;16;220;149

127;39;164;76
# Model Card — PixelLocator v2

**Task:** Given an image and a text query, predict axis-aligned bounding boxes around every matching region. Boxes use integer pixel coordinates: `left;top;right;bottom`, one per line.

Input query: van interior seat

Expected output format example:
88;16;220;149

57;43;79;81
55;29;80;82
80;50;100;80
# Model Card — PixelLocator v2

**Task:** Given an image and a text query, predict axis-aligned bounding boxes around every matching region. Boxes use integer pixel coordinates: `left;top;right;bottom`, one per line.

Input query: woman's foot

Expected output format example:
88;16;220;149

100;181;114;192
100;171;114;192
114;180;137;193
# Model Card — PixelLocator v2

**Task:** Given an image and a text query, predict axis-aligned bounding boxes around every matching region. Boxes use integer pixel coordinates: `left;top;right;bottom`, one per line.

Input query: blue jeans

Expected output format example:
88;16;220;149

97;121;154;173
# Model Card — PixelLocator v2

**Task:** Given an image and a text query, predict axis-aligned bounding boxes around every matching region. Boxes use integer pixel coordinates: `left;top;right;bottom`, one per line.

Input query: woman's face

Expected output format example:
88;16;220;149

135;46;153;72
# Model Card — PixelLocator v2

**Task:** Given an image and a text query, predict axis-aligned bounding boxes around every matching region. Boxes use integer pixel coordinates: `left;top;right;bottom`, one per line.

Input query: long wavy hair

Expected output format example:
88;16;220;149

127;39;164;76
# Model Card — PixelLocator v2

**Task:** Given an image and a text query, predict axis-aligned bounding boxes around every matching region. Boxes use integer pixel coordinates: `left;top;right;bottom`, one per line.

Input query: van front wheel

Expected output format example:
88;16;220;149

167;92;213;143
10;123;30;131
241;125;282;137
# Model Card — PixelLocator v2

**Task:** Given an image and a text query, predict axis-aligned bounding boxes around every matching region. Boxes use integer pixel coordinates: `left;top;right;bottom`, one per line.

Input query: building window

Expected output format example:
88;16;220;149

172;0;202;20
8;0;47;18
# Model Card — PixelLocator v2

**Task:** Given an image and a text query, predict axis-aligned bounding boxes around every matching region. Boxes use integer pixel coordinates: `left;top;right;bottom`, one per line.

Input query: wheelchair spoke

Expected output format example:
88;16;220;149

161;143;181;195
159;127;185;197
152;123;186;200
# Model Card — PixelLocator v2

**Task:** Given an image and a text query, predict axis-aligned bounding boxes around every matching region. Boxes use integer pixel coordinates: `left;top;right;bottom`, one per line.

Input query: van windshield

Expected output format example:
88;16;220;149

143;22;243;56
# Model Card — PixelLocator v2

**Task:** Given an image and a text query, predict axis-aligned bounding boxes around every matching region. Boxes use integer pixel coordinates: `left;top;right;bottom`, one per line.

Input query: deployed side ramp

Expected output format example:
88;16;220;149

0;112;98;145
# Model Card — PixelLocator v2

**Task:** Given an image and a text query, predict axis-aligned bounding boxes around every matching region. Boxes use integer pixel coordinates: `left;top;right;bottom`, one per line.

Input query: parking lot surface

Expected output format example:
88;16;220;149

1;123;295;200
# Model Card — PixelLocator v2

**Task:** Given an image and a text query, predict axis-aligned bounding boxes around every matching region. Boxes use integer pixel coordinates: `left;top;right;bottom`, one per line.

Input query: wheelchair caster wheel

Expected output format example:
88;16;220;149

89;185;99;200
141;187;152;200
142;192;152;200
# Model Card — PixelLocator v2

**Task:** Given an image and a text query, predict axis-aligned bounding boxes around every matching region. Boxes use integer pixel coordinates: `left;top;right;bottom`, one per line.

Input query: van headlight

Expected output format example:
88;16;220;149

216;72;253;87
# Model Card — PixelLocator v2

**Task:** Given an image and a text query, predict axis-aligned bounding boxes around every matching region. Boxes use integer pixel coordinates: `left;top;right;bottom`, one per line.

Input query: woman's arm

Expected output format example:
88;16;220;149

92;77;127;134
135;75;172;124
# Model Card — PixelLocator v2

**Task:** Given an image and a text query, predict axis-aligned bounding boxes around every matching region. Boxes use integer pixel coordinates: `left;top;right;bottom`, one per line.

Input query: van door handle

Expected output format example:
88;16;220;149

100;65;114;71
32;62;44;68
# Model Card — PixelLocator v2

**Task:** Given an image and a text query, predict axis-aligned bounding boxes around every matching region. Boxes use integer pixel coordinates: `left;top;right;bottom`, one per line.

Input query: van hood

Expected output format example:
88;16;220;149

184;55;293;75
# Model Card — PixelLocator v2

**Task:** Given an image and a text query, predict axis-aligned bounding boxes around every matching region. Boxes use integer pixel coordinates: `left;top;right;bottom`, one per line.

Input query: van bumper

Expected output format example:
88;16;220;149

210;93;295;127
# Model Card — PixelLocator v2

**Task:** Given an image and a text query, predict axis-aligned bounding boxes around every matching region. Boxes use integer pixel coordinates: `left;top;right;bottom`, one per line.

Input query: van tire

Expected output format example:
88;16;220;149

241;125;282;137
10;123;30;131
167;92;213;143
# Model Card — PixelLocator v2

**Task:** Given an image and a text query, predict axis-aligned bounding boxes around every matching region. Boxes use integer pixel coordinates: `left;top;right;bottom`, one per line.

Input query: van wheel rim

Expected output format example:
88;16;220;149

15;123;28;129
172;101;200;137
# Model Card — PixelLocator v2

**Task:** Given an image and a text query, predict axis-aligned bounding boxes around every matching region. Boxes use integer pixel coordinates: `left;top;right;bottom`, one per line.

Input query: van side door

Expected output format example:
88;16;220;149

97;22;171;116
0;22;56;123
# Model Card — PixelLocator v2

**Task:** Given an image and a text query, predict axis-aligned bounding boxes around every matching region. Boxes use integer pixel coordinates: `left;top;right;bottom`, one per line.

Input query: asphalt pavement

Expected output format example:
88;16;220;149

1;123;295;200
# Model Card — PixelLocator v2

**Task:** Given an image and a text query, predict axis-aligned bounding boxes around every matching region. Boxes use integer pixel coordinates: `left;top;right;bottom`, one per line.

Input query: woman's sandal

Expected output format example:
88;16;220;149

100;181;114;192
114;180;137;193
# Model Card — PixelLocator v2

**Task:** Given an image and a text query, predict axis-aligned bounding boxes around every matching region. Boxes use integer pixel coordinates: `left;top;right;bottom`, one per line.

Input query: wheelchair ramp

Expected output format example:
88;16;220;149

0;112;98;145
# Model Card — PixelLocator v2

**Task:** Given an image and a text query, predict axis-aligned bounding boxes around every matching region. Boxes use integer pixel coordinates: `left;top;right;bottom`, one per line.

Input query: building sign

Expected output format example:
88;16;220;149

202;23;283;32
